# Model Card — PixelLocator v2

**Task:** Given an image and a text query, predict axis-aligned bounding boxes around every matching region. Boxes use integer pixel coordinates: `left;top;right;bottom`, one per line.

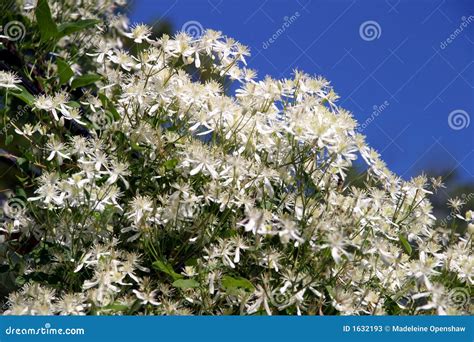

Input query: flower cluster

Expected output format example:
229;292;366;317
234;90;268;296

0;0;471;316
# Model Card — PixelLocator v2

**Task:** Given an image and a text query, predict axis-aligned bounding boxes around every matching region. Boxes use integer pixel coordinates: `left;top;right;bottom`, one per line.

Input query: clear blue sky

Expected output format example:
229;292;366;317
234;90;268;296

130;0;473;182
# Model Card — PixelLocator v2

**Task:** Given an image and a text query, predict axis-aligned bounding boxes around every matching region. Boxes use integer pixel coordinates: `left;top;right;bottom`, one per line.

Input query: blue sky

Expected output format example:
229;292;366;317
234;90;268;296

130;0;473;181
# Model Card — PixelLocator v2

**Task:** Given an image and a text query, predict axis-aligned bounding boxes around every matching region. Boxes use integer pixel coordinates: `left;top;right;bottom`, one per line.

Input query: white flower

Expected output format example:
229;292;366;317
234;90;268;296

277;215;304;245
124;23;152;43
14;123;37;137
104;160;131;189
126;195;154;225
246;285;272;315
46;138;70;164
0;71;21;89
6;9;472;317
108;50;137;71
63;107;86;125
230;236;249;263
34;92;71;121
133;289;160;306
239;208;271;235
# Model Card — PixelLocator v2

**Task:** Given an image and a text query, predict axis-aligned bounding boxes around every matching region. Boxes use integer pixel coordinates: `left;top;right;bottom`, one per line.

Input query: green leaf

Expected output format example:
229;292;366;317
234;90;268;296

184;258;198;267
56;59;74;85
67;101;81;108
16;175;30;182
172;279;199;289
221;275;255;293
35;0;58;41
131;140;145;152
152;260;183;281
57;19;100;39
98;94;120;120
11;86;35;105
16;188;27;199
71;74;101;89
399;234;412;256
325;285;335;298
15;275;26;286
16;157;26;166
5;134;13;146
128;299;143;314
102;303;129;312
107;105;120;121
164;159;178;170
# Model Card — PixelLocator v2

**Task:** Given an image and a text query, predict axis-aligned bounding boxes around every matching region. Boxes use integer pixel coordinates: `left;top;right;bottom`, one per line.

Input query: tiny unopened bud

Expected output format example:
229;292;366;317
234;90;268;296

468;223;474;235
